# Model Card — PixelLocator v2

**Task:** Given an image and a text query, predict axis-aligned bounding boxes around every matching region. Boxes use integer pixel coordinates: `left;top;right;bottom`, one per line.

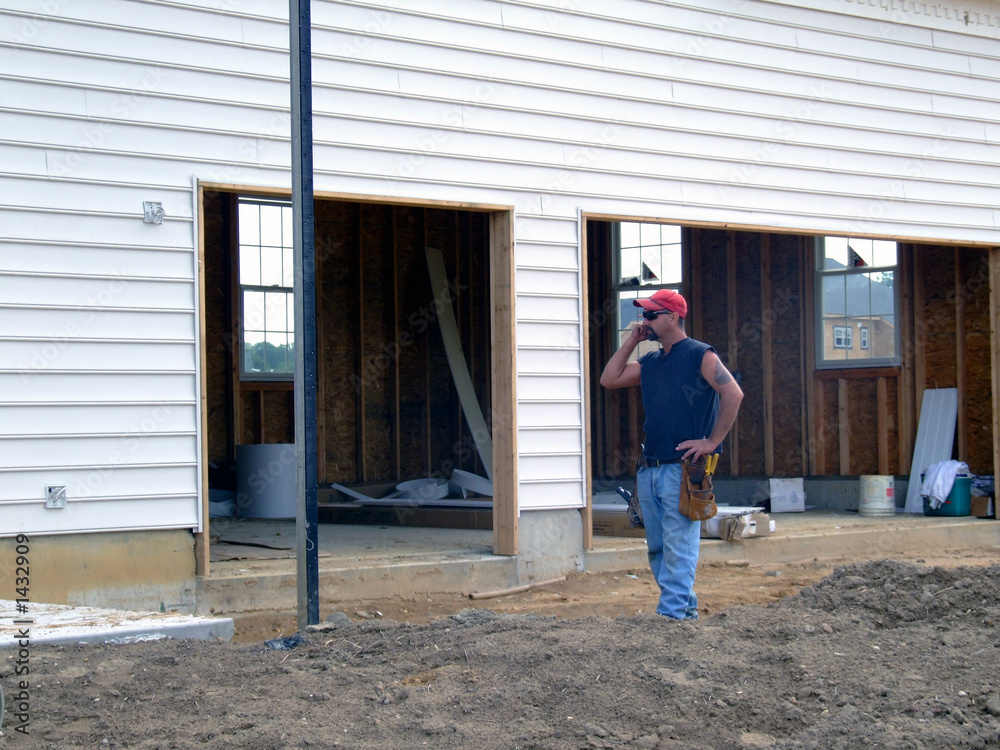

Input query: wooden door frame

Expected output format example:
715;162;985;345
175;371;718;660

196;182;519;569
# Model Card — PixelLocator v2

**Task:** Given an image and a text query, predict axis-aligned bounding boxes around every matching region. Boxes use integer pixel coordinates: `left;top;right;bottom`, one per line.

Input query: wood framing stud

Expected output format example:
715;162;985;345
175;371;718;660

195;185;210;577
877;377;890;475
815;378;826;475
581;221;594;551
726;233;740;475
898;245;915;475
838;378;850;474
913;249;926;425
761;236;774;476
803;238;817;476
989;248;1000;491
490;211;517;556
955;248;968;462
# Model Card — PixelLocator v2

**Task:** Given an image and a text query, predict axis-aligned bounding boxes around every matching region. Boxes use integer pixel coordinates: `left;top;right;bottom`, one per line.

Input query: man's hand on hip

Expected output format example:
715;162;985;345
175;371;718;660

677;438;716;463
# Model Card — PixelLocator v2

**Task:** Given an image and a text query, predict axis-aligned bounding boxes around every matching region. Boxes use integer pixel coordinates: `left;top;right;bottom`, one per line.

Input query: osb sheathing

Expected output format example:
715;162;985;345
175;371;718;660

918;246;958;390
586;228;993;480
316;202;491;485
886;375;899;473
358;204;396;481
769;235;806;476
690;228;732;473
263;390;293;443
393;205;430;480
315;200;361;481
204;196;492;485
205;206;997;483
846;378;879;475
913;246;994;473
733;232;765;475
202;190;234;467
692;229;729;348
957;249;993;473
238;391;257;445
819;379;841;475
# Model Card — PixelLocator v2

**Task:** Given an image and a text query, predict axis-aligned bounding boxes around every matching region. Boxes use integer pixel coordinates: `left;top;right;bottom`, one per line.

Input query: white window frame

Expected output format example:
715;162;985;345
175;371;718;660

814;236;900;370
860;326;870;350
238;197;295;381
611;222;684;360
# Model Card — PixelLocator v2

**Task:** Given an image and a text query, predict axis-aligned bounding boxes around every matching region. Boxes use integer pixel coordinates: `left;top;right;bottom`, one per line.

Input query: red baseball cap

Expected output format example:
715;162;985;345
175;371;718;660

633;289;688;319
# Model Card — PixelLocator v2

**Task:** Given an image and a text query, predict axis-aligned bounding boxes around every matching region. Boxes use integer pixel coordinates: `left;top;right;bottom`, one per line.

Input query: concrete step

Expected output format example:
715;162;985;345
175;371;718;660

0;600;234;648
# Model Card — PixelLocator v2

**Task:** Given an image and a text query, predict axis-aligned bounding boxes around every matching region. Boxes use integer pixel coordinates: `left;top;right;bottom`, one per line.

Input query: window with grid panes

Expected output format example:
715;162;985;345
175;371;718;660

612;222;683;361
815;237;899;368
238;198;295;379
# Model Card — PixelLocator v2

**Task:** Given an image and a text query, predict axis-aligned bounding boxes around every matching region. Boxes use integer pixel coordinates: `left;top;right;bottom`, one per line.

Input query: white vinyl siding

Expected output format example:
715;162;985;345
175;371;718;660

2;0;999;526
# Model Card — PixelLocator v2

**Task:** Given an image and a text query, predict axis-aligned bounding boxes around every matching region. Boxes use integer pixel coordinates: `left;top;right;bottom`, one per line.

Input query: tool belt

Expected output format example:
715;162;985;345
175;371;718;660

636;456;682;470
680;455;718;521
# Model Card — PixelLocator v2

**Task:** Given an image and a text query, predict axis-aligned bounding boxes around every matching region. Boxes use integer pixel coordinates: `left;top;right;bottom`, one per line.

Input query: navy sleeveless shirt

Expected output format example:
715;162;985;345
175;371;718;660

639;338;720;462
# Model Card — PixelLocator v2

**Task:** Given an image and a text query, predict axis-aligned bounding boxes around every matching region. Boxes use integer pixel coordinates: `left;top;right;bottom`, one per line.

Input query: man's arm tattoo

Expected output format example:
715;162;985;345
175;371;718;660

714;361;733;385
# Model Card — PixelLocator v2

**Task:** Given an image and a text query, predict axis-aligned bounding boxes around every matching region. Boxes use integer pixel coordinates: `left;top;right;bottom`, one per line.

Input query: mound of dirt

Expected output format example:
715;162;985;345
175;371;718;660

5;559;1000;749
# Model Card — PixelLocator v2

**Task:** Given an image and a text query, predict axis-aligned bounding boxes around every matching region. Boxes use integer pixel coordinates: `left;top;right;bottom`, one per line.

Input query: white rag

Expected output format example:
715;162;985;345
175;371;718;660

920;460;969;509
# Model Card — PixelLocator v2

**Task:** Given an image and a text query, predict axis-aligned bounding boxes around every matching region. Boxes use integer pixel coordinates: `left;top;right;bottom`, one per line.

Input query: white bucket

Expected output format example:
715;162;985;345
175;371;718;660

858;475;895;517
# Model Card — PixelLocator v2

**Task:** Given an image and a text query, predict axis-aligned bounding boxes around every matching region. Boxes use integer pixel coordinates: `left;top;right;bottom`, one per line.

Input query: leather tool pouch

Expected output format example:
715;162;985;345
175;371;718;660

680;459;718;521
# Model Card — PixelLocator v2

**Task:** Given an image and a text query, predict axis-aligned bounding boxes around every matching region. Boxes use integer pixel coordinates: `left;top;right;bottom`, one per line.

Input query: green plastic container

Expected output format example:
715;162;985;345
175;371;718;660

922;474;972;516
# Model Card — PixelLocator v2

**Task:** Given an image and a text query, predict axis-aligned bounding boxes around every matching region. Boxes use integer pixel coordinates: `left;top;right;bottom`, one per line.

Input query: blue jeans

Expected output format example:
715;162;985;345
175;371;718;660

636;464;700;619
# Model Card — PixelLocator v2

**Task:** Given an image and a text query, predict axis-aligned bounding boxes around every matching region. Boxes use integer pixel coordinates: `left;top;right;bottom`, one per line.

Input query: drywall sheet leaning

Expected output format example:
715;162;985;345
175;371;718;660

903;388;958;513
425;246;493;479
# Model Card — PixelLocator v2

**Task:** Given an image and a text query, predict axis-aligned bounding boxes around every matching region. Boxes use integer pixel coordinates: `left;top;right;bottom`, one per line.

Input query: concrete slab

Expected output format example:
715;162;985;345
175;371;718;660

200;519;517;615
0;600;234;648
197;512;1000;616
585;509;1000;570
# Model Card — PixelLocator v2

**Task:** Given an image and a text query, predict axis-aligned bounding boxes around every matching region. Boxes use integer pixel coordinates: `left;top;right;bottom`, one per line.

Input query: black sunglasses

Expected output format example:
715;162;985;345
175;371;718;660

641;309;673;321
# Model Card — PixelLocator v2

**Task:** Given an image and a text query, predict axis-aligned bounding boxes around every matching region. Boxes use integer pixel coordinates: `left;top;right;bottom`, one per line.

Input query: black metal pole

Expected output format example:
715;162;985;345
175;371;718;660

290;0;319;629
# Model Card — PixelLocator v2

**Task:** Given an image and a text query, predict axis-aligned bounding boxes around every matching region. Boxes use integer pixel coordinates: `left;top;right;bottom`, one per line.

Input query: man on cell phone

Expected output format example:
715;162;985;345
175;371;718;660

600;289;743;620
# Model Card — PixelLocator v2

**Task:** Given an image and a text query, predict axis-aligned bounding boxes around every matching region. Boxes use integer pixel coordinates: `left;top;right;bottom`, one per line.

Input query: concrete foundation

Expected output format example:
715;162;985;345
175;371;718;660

0;530;197;613
195;510;1000;618
9;493;997;621
515;508;585;583
198;553;518;616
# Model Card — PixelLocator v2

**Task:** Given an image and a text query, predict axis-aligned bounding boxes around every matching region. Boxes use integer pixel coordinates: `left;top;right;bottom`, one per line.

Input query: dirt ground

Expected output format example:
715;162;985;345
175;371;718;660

229;548;992;641
5;548;1000;749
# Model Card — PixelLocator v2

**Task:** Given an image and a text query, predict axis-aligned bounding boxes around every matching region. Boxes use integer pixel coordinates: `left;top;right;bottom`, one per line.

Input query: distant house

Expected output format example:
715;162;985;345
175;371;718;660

820;253;897;362
2;1;999;611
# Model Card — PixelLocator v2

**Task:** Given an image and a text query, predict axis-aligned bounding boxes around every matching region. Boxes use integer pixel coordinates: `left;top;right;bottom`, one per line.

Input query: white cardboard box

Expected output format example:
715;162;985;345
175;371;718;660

701;513;771;540
769;478;805;513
